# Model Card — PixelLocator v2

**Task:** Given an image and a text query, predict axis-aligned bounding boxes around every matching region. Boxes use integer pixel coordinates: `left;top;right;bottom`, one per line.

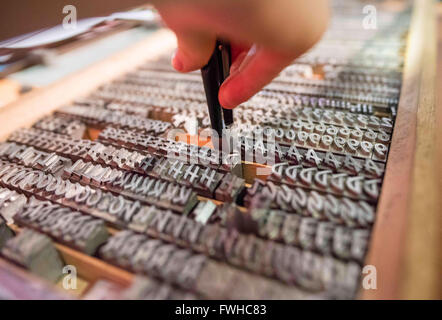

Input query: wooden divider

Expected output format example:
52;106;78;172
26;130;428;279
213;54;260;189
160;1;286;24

361;0;439;300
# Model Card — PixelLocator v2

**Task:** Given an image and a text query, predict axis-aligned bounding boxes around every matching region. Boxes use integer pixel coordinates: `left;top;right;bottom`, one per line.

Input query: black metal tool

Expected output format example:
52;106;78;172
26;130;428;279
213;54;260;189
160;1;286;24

201;39;233;140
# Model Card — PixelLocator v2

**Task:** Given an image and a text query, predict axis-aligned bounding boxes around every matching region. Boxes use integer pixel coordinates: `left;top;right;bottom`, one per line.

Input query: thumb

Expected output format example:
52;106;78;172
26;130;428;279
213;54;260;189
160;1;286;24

172;31;216;72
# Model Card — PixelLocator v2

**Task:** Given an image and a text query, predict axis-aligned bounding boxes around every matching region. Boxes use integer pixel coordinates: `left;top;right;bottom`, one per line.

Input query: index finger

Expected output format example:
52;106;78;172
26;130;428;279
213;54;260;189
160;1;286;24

219;46;295;109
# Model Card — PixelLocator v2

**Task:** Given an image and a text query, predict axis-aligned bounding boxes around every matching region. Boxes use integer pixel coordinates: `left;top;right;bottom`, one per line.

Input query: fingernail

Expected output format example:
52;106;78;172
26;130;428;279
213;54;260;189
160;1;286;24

219;80;236;109
171;51;183;71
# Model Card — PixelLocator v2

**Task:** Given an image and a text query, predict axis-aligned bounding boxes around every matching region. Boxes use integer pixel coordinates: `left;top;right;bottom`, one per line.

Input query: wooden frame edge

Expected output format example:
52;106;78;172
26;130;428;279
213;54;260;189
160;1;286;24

361;0;437;300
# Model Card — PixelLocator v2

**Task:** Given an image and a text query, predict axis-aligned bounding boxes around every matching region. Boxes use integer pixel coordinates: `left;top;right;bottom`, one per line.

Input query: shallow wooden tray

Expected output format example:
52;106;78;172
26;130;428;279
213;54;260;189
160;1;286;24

0;0;439;299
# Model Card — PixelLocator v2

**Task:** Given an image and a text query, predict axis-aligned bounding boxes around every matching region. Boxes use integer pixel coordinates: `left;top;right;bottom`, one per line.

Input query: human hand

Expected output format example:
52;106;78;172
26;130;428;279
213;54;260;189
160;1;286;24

152;0;329;108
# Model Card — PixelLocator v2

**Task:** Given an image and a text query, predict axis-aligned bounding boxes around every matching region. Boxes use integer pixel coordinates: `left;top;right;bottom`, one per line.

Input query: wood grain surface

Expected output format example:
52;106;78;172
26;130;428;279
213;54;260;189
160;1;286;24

362;0;440;300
